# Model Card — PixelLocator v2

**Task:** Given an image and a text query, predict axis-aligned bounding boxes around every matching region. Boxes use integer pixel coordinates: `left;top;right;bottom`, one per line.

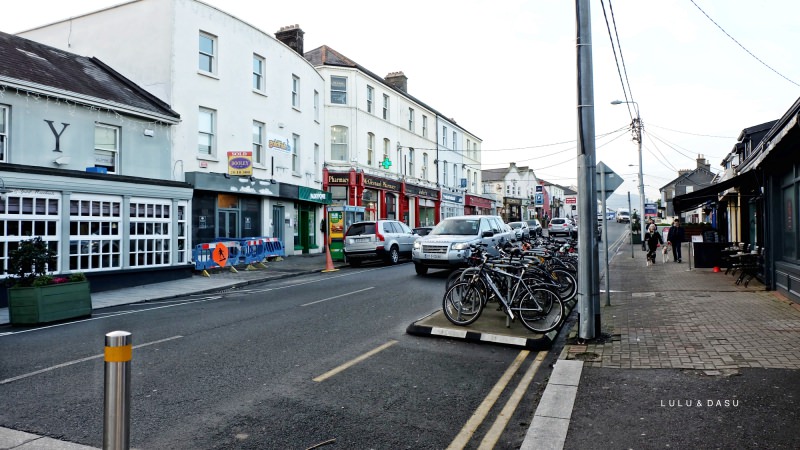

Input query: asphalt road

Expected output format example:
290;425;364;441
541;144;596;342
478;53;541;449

0;262;555;449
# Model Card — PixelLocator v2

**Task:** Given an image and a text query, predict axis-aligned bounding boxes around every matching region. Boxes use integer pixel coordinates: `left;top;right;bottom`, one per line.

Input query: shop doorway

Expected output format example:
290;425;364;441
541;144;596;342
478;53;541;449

272;205;285;246
218;210;239;239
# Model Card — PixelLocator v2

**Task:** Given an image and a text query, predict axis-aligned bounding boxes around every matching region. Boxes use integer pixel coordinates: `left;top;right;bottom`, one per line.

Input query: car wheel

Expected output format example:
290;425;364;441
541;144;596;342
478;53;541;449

414;263;428;275
385;246;400;265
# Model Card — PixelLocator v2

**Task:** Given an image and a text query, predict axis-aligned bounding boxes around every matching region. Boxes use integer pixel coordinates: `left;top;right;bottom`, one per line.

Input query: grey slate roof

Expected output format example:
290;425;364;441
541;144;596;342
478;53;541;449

0;31;179;121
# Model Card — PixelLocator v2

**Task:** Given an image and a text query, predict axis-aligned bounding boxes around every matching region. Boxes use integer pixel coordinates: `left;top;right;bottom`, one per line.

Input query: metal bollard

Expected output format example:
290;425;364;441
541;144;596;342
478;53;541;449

104;331;132;450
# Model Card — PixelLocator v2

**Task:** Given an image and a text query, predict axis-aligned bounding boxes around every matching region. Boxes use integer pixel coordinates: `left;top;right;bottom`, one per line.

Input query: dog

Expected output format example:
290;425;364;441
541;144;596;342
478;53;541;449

662;242;672;263
646;250;656;266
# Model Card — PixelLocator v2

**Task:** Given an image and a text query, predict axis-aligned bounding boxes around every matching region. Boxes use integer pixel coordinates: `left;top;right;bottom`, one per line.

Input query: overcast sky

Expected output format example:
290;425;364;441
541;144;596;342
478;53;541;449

3;0;799;201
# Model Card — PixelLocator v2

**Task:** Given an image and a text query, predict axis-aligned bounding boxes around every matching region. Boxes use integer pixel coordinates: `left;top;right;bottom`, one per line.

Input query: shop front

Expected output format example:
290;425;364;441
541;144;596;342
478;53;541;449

361;174;403;222
441;190;464;219
466;194;493;216
503;197;523;222
405;183;439;226
281;185;331;254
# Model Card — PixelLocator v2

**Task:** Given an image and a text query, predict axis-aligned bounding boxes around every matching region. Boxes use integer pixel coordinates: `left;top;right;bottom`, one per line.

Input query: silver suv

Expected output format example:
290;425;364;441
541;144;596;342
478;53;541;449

343;220;418;266
411;215;515;275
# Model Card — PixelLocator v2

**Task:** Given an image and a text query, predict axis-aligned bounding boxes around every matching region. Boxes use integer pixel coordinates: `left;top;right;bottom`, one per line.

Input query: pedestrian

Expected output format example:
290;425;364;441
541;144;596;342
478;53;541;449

667;218;685;262
645;223;663;266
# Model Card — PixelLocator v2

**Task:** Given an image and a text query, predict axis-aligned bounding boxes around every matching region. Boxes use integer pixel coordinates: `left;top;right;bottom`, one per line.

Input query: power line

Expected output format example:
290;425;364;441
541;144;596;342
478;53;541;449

647;122;736;139
689;0;800;87
600;0;634;120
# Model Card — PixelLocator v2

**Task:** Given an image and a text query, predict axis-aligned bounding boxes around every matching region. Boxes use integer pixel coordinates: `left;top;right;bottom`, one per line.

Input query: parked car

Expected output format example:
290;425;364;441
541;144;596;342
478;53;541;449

343;220;418;266
412;215;515;275
548;217;575;237
508;221;530;240
412;226;434;237
526;219;543;237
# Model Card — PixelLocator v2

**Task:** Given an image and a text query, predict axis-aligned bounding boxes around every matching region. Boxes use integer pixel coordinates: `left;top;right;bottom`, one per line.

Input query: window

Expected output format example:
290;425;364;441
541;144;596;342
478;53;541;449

467;139;471;156
453;131;457;150
199;32;216;73
473;172;478;192
331;76;347;104
453;164;458;187
422;115;428;138
382;94;389;120
331;126;348;161
314;143;320;176
383;138;390;168
253;54;265;91
442;126;447;146
408;108;414;132
443;162;448;186
0;105;7;162
367;86;374;113
94;124;119;173
408;148;414;177
292;134;300;173
314;90;319;121
0;191;60;276
198;107;215;155
292;75;300;108
397;148;402;175
422;153;428;181
176;201;188;263
129;199;171;268
69;195;122;271
252;120;264;164
367;133;375;166
467;169;471;192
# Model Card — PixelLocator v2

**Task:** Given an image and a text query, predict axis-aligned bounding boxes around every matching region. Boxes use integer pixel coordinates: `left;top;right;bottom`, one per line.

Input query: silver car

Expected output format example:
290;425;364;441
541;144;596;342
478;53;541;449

343;220;418;266
411;215;515;275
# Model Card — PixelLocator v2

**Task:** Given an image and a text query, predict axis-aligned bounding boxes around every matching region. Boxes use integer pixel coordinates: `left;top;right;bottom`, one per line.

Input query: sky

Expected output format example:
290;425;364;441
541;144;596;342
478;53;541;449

2;0;799;203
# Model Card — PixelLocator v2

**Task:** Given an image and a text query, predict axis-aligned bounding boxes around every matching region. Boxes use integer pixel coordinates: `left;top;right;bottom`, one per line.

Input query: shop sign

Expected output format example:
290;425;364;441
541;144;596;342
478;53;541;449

227;151;253;176
442;192;463;204
363;175;400;191
268;133;291;153
406;184;438;199
300;186;331;204
565;197;577;204
505;197;522;206
466;195;491;208
327;173;350;185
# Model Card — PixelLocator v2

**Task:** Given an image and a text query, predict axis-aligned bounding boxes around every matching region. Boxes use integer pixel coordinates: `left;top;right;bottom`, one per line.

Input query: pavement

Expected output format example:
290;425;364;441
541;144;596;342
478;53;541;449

3;242;800;449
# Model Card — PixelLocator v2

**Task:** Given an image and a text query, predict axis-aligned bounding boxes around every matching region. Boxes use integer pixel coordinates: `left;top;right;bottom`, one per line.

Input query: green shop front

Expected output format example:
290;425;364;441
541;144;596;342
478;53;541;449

281;185;332;254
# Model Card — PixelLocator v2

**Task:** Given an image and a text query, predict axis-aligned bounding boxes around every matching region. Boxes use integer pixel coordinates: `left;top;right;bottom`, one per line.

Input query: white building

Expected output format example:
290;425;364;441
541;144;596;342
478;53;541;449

22;0;328;255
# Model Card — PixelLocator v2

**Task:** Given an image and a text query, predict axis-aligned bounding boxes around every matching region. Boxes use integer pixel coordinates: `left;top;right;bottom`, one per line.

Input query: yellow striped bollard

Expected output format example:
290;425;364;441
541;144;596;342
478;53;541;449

104;331;131;450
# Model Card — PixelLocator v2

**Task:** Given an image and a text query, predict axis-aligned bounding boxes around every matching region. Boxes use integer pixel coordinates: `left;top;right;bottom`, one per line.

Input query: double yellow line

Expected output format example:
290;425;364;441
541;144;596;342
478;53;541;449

448;350;546;450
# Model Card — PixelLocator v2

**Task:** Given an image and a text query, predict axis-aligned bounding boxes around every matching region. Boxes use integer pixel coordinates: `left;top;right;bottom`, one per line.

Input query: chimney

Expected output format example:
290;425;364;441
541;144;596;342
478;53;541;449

275;24;304;55
385;71;408;92
696;154;710;171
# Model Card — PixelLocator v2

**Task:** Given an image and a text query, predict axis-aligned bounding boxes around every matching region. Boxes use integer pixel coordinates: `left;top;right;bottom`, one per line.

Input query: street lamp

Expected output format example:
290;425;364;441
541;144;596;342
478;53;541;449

612;100;646;249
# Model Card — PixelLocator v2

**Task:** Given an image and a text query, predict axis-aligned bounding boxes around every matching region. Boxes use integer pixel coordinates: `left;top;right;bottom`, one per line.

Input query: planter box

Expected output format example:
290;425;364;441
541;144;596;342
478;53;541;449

8;281;92;325
631;233;642;245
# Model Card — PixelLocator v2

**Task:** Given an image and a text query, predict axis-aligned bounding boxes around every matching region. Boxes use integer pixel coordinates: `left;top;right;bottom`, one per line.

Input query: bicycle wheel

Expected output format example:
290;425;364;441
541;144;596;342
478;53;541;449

551;268;577;302
514;286;563;333
445;268;467;291
442;281;485;326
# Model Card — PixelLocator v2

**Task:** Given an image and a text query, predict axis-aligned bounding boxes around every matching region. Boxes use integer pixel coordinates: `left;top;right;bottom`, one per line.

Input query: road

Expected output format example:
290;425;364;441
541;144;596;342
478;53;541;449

0;262;558;449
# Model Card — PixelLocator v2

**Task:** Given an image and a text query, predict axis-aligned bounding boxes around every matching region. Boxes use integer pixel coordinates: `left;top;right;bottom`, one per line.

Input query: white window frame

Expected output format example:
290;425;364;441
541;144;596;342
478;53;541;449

199;31;217;74
422;153;428;181
453;131;457;151
442;126;447;147
408;148;414;178
367;85;374;113
367;132;375;166
443;162;448;186
68;194;122;272
453;164;458;187
408;108;414;132
94;123;119;174
382;94;389;120
292;134;300;174
129;198;172;268
313;90;319;122
422;115;428;138
252;53;265;91
0;105;7;162
383;138;390;169
331;126;348;161
292;75;300;109
0;191;61;277
331;76;347;104
314;143;320;177
252;120;264;164
198;107;216;156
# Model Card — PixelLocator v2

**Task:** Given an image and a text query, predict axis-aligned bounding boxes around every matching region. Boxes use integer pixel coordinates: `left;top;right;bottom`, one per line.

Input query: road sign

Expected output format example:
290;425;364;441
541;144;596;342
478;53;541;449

212;242;229;267
596;161;623;200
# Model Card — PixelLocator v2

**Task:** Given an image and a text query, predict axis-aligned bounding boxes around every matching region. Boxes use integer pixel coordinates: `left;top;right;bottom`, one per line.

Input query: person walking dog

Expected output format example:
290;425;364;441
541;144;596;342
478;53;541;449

667;219;685;262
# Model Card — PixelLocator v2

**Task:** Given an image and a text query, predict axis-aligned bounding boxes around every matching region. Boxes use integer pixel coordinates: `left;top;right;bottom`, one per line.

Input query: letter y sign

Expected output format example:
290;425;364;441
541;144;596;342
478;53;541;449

44;120;70;152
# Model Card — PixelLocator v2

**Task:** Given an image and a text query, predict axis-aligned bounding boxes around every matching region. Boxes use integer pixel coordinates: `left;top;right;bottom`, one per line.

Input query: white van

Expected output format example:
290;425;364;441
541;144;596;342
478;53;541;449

616;209;631;223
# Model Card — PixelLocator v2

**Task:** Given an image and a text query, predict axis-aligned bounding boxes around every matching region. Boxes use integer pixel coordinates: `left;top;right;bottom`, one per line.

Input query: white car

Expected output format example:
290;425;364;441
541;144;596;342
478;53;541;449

508;221;530;240
548;217;576;237
412;215;515;275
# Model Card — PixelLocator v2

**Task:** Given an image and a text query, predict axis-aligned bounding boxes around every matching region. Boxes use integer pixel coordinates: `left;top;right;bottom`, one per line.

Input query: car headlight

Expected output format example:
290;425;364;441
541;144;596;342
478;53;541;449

413;241;421;249
452;242;470;250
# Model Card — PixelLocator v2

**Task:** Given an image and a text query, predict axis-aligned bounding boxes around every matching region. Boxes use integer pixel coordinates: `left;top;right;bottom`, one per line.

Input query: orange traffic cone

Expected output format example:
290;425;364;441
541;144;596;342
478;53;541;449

321;246;339;272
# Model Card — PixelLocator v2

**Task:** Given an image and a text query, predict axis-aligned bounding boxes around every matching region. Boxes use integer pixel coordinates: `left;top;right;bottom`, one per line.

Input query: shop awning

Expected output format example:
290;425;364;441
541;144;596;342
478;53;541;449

672;172;755;213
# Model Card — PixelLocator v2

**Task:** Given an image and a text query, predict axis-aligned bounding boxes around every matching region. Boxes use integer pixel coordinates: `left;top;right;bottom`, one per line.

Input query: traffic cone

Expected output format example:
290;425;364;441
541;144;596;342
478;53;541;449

321;246;339;272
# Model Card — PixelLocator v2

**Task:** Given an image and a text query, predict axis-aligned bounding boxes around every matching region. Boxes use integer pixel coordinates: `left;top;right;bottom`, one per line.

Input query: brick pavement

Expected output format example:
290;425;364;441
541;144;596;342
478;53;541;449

563;243;800;370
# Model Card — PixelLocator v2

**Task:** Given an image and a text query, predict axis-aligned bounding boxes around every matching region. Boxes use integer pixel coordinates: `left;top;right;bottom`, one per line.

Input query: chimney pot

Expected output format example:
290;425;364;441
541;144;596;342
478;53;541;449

275;25;305;55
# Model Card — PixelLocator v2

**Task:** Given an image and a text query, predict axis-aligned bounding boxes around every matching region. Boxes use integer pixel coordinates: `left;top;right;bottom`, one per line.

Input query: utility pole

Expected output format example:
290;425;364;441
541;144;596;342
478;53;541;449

635;117;646;250
576;0;600;339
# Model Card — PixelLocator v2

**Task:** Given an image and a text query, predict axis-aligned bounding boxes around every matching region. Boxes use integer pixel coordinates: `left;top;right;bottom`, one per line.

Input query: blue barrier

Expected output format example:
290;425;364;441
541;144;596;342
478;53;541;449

192;237;285;271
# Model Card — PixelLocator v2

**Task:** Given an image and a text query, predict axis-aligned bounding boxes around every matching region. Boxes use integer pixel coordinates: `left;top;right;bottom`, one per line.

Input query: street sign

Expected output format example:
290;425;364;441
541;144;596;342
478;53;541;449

595;161;623;200
212;242;228;267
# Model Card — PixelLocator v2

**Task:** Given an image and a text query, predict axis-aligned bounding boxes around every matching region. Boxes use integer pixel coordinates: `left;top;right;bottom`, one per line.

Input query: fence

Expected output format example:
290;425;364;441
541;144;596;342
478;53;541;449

192;237;285;271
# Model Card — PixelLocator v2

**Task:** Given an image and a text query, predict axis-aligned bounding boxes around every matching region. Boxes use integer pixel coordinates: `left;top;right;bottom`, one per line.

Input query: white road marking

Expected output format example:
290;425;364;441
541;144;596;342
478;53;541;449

313;340;398;382
300;287;375;307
